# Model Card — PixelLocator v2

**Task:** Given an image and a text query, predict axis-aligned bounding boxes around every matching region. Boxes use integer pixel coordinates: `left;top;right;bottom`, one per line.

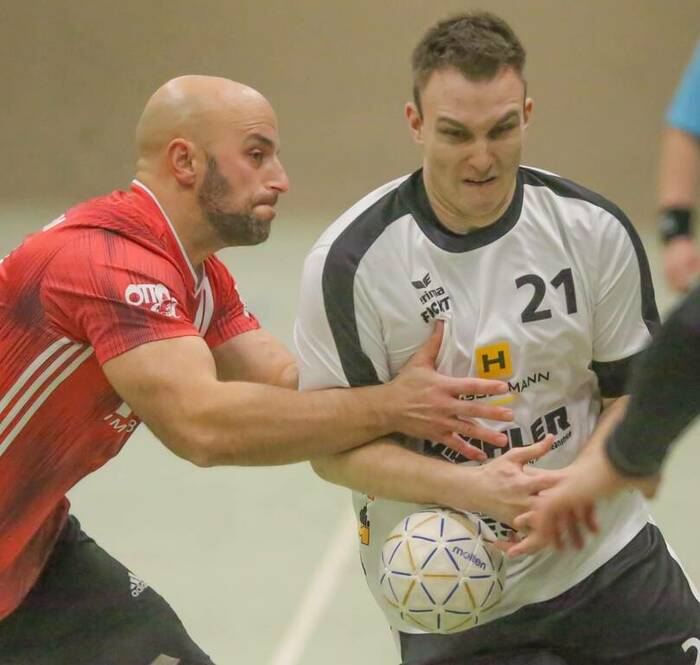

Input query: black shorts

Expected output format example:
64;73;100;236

0;515;215;665
400;524;700;665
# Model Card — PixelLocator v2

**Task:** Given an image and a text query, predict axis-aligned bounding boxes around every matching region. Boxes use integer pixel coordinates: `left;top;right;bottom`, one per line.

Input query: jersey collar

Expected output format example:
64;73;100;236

402;168;524;252
130;179;203;292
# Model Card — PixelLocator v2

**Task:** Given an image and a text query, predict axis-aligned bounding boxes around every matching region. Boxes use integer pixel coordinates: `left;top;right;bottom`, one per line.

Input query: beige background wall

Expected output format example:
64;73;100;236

3;1;699;226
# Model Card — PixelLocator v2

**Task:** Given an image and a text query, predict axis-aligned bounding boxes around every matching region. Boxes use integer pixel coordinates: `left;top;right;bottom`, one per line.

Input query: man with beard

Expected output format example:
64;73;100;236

0;76;513;664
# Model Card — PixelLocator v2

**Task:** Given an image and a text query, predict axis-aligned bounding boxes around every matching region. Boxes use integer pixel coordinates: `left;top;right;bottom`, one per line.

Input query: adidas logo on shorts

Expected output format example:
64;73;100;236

128;570;149;598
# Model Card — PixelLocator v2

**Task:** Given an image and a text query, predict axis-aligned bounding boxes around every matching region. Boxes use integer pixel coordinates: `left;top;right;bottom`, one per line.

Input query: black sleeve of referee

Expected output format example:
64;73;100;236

606;284;700;477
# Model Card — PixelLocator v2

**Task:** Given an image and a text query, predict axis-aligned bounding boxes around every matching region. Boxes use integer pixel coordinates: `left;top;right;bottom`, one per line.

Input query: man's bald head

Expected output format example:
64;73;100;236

135;75;274;160
133;75;288;254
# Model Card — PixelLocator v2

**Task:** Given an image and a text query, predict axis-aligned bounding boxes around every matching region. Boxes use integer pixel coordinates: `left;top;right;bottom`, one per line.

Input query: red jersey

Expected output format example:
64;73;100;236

0;180;260;619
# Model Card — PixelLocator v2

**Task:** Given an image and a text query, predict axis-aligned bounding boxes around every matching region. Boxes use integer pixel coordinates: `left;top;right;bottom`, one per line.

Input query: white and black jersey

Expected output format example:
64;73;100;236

294;166;660;634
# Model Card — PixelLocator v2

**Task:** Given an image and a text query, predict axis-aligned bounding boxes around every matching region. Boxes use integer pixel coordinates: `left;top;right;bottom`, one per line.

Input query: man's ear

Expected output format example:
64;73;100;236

405;102;425;145
167;138;199;187
523;97;534;130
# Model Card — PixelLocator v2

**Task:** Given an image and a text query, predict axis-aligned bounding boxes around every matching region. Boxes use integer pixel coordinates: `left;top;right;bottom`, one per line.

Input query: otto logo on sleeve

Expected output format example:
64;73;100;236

124;283;180;319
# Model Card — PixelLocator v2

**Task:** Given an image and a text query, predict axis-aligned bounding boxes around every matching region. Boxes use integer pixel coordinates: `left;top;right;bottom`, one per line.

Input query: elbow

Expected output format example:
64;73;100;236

186;443;220;468
159;417;239;468
310;456;335;482
278;362;299;390
163;426;219;467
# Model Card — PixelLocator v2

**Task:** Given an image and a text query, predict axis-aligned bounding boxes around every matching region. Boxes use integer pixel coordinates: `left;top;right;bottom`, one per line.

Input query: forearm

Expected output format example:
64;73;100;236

181;381;395;466
311;438;478;510
606;288;700;475
658;127;699;208
311;435;560;528
107;334;511;469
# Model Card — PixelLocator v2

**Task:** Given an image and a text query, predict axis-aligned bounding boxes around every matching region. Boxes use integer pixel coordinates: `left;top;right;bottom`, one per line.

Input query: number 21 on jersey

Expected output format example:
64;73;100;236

515;267;577;324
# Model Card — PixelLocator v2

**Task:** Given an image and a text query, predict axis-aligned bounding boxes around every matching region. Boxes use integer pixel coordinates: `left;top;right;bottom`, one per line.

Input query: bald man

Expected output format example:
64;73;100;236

0;76;511;663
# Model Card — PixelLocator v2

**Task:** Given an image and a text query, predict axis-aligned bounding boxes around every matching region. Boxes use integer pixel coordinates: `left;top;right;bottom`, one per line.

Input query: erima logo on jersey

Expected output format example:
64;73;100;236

411;272;452;322
411;272;432;289
125;283;179;318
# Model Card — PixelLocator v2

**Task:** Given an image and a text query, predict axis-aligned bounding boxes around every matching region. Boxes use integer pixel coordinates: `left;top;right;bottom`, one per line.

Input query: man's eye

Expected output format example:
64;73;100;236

441;129;467;140
250;150;264;163
491;124;517;138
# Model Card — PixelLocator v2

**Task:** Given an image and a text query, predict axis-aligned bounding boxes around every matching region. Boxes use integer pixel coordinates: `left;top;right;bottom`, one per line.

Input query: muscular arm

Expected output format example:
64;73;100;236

103;335;393;467
606;285;700;476
102;332;510;467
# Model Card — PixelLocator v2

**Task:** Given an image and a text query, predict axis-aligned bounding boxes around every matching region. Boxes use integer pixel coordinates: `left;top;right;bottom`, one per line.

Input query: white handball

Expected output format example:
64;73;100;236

379;508;506;634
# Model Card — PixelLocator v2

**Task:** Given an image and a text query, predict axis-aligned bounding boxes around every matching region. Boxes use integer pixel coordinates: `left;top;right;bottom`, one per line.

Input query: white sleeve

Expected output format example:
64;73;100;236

592;208;660;396
294;246;390;391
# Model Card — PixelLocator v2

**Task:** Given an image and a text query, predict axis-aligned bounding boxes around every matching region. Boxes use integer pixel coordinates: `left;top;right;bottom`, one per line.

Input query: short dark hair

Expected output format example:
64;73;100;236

411;11;526;115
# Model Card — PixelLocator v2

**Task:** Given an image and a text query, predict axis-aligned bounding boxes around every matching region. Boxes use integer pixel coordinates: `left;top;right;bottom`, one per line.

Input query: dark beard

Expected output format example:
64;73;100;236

198;156;271;246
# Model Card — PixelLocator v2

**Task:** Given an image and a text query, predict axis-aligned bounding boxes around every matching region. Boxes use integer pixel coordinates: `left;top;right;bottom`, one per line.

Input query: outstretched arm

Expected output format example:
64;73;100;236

102;323;511;467
507;288;700;555
504;399;626;555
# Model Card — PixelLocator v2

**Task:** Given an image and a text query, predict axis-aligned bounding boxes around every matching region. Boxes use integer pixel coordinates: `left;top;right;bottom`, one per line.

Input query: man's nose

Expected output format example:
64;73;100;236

270;158;290;193
466;139;494;175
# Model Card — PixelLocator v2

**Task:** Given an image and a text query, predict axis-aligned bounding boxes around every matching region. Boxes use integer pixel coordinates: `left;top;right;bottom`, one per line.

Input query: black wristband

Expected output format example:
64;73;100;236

659;208;694;244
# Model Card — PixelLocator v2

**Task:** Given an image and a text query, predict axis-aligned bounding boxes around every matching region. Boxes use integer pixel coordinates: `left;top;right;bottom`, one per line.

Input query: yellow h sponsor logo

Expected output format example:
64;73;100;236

475;342;512;379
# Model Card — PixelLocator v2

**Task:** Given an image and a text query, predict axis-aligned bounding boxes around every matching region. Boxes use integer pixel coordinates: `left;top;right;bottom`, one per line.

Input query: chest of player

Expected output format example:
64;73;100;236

356;219;601;467
366;222;593;375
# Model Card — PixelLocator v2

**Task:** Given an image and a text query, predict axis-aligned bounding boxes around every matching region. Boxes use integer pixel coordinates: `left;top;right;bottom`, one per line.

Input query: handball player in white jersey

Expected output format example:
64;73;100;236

295;11;700;665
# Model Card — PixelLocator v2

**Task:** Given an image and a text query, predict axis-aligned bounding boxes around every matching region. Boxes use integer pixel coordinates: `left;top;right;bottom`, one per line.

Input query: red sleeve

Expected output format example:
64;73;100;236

203;257;260;349
41;230;200;365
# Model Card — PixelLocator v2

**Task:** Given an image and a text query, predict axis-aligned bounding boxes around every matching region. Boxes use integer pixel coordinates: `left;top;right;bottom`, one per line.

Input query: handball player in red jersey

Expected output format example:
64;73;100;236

0;76;513;664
